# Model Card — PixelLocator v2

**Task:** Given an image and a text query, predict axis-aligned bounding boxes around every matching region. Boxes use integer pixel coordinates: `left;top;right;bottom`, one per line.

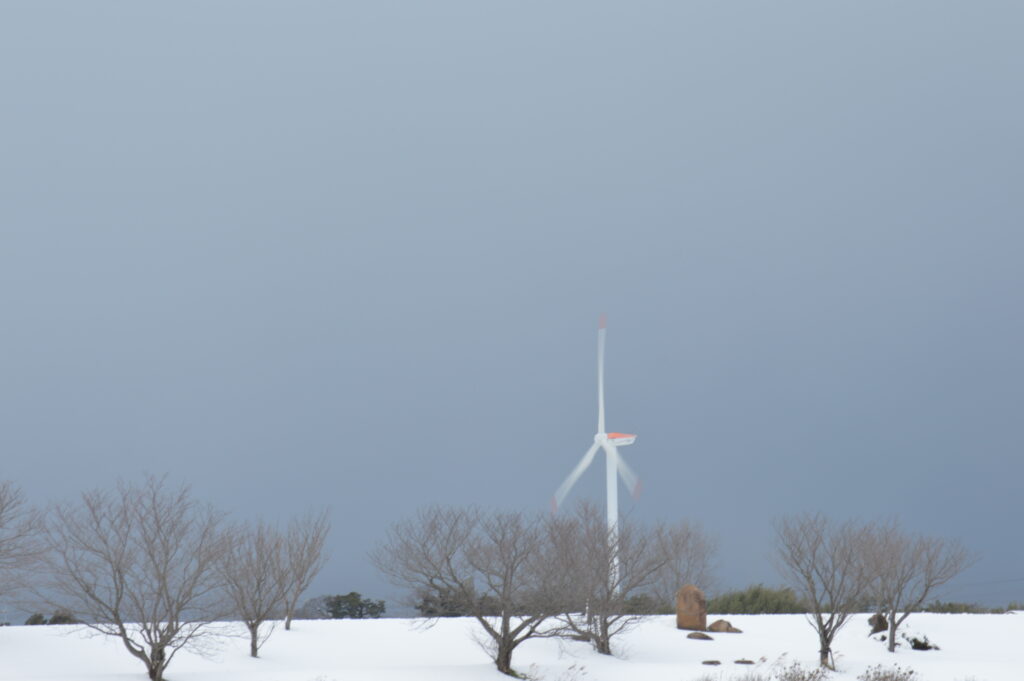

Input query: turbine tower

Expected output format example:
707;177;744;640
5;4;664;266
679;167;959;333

552;314;640;586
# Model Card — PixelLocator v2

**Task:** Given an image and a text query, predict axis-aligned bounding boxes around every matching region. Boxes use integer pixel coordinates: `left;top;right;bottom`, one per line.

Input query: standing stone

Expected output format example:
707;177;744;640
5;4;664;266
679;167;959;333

676;584;707;631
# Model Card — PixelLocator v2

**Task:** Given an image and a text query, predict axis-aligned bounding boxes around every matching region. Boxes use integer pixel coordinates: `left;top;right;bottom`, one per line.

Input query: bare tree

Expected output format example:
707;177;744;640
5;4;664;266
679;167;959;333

865;520;974;652
372;506;561;676
774;513;873;669
219;521;289;657
38;476;228;681
282;508;330;631
0;481;40;600
548;503;716;655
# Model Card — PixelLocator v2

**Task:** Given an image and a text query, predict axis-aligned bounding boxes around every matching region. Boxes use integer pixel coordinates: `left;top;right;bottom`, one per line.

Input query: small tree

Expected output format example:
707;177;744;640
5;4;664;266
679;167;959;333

373;506;560;676
775;513;873;669
281;509;330;631
548;503;715;655
39;476;228;681
219;521;289;657
865;521;974;652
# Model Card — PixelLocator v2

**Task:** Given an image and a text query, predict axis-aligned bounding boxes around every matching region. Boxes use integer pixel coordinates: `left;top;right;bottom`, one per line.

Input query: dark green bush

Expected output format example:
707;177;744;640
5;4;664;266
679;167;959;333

304;592;386;619
708;584;807;614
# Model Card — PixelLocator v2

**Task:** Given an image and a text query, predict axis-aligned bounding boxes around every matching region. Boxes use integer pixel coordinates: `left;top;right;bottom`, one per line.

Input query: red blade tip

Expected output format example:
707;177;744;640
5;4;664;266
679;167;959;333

598;313;607;329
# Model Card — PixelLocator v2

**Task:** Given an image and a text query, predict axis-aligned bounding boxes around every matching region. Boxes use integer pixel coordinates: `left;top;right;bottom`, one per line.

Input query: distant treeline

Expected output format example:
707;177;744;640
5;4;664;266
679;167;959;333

703;584;1022;616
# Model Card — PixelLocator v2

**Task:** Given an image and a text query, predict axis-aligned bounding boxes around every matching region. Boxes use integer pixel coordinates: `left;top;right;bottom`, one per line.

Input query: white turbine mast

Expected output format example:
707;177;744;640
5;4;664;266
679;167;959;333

552;314;640;587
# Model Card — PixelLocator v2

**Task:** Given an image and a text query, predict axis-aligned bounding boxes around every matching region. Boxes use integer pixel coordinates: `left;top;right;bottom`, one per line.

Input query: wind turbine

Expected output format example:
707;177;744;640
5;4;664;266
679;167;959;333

552;315;640;586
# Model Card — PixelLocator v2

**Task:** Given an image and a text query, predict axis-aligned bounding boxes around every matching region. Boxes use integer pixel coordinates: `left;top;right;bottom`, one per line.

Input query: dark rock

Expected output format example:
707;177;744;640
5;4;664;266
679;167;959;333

687;631;713;640
869;613;888;635
735;659;755;665
702;660;721;666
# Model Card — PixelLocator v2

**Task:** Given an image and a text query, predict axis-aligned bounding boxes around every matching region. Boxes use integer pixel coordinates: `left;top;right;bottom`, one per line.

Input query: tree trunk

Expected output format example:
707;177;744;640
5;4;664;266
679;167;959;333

284;609;293;631
595;618;612;655
887;613;898;653
248;622;260;658
495;641;514;676
147;646;166;681
818;635;833;669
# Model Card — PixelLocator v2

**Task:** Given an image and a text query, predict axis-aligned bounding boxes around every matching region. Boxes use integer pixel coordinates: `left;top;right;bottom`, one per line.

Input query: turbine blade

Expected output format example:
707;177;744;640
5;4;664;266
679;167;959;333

615;450;641;499
552;442;600;512
597;315;606;435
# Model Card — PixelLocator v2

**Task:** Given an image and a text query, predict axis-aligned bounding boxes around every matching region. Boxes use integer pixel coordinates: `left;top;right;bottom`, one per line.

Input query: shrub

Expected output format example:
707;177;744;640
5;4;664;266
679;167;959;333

725;660;827;681
624;593;673;615
709;584;807;614
776;661;830;681
921;600;1001;614
23;611;79;626
46;610;79;625
302;593;386;619
858;664;916;681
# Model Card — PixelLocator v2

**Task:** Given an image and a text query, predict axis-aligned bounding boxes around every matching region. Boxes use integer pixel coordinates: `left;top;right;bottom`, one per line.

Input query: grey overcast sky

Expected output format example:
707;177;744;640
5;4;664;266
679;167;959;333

1;2;1022;610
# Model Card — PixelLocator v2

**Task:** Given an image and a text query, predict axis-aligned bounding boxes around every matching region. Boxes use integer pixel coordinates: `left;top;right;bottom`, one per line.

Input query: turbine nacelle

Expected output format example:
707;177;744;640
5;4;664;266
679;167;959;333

605;432;636;446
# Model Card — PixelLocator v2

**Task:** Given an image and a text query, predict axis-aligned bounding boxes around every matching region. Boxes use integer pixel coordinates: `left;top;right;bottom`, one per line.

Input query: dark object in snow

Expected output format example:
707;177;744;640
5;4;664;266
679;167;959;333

735;659;755;665
869;613;888;635
702;660;721;665
903;633;939;651
709;618;743;633
677;584;707;631
687;632;713;640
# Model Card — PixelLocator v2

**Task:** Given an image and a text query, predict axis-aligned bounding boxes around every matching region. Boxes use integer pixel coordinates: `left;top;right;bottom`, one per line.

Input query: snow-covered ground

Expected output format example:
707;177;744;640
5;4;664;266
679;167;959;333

0;613;1016;681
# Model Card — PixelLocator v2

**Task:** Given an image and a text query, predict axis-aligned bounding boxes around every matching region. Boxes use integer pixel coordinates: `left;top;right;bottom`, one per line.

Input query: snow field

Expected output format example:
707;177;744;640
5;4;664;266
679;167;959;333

0;613;1017;681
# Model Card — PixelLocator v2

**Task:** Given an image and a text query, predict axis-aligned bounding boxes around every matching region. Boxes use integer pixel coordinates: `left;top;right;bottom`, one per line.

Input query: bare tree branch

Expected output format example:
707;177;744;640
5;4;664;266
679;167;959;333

37;476;229;681
649;518;717;609
372;506;561;676
0;481;41;600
